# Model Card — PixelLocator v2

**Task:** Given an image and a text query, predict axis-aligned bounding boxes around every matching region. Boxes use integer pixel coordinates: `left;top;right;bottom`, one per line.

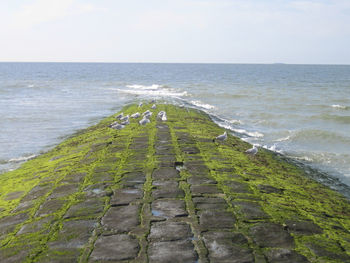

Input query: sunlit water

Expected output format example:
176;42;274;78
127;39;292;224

1;63;350;195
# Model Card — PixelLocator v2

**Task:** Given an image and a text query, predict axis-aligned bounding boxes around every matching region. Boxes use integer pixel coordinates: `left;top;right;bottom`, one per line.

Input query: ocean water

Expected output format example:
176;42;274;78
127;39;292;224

1;63;350;195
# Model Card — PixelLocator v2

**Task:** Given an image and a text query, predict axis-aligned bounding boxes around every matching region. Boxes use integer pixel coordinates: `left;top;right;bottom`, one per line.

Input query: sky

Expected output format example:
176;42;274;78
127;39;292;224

0;0;349;64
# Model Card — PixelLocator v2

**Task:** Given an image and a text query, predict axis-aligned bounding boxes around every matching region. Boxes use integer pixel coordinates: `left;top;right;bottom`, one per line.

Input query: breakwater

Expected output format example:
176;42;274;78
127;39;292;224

0;103;349;262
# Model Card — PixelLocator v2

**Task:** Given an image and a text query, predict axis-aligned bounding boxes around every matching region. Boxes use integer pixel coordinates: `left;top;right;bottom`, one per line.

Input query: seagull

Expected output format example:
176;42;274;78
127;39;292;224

245;145;258;155
111;123;125;130
157;111;167;121
151;104;156;109
139;117;150;125
143;110;151;115
138;102;143;107
131;112;140;118
121;119;129;125
120;115;129;122
116;113;123;119
108;121;119;128
215;131;227;142
161;112;167;121
145;112;153;119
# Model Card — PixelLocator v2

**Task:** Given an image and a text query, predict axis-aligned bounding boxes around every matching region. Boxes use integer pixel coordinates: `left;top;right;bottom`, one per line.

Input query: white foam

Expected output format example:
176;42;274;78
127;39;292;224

229;119;243;125
232;128;264;138
8;154;36;163
27;84;35;88
126;84;163;90
331;104;347;109
116;88;187;97
190;100;215;110
275;135;291;142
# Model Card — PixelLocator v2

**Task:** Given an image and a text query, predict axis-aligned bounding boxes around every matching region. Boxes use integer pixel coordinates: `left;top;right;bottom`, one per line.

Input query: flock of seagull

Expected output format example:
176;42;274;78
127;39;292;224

109;102;257;155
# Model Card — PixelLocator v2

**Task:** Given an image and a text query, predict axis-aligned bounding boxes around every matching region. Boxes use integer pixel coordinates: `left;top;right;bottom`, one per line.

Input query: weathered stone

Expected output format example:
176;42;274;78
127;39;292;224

90;172;114;183
203;231;249;246
49;220;96;249
121;171;146;185
185;164;210;175
152;181;184;199
250;223;294;249
152;168;179;180
191;184;221;196
93;165;113;173
49;184;79;199
157;155;176;163
306;243;350;261
21;184;53;202
89;234;139;262
0;212;29;236
188;176;217;185
232;201;270;220
258;184;284;194
4;191;24;201
199;210;235;231
149;221;192;242
64;198;104;219
111;188;143;206
152;199;187;218
35;199;65;217
84;183;113;198
13;200;35;212
265;249;310;263
148;240;197;263
225;181;252;194
213;167;236;173
193;197;227;210
285;220;323;235
61;172;86;184
0;246;31;263
181;146;200;154
102;205;140;233
17;216;53;235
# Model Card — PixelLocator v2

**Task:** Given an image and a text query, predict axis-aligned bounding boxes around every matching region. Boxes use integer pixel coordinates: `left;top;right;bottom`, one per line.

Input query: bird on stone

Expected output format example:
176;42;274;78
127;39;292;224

131;112;140;118
108;121;118;128
161;112;167;121
111;123;125;130
120;115;129;122
121;119;129;125
145;112;153;119
138;102;143;107
245;145;258;155
116;113;123;119
157;111;167;121
151;104;156;109
139;117;150;125
215;131;227;142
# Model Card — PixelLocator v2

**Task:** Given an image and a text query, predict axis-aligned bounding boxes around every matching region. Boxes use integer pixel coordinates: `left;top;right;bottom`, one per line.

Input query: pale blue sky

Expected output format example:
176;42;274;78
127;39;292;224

0;0;349;64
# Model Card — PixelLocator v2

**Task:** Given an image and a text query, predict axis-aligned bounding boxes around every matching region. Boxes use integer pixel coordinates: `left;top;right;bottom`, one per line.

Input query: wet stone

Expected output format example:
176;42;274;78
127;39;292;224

84;183;113;198
250;223;295;249
13;200;35;213
306;243;350;261
152;199;188;218
36;199;65;217
49;183;79;199
185;164;210;175
4;191;24;201
285;220;323;235
232;201;270;220
152;181;184;199
48;220;96;249
199;210;235;231
157;155;176;163
121;171;146;186
21;184;53;202
193;197;227;211
89;234;139;262
0;212;29;236
61;172;86;184
203;232;253;263
152;168;179;180
191;184;221;196
148;240;197;263
225;181;252;194
265;248;310;263
188;175;217;185
111;188;143;206
17;216;53;235
149;221;192;242
64;198;104;219
102;205;140;234
90;172;114;183
258;184;284;194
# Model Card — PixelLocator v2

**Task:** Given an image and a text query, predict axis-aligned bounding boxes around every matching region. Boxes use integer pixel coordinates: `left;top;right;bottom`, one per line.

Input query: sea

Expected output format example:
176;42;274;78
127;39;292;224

1;62;350;197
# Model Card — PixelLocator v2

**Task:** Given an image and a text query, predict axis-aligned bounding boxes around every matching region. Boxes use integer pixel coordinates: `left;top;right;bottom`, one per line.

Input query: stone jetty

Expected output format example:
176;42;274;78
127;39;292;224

0;103;350;262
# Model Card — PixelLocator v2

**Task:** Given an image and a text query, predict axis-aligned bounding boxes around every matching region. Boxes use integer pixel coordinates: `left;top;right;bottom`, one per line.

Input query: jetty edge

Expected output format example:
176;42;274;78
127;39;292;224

0;103;349;263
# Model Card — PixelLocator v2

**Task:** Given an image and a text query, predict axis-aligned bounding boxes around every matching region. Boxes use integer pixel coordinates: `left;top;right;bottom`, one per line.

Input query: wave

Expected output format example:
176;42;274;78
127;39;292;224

311;114;350;124
190;100;215;110
231;128;264;138
126;84;164;90
275;135;291;142
331;104;348;110
114;84;187;97
8;154;36;163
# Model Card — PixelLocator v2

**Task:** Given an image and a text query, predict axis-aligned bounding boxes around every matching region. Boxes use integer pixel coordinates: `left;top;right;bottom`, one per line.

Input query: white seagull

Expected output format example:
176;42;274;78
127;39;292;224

215;131;227;141
151;104;157;109
245;145;258;155
138;102;143;107
139;117;150;125
120;115;129;122
131;112;140;118
111;123;125;130
157;111;167;121
116;113;123;119
121;119;129;125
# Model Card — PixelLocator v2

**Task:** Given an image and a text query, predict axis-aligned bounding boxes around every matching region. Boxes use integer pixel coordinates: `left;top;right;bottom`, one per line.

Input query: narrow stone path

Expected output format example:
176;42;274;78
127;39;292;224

1;103;350;263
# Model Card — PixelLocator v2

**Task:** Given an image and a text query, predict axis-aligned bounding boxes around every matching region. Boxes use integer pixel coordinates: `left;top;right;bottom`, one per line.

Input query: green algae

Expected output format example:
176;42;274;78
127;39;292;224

0;103;349;262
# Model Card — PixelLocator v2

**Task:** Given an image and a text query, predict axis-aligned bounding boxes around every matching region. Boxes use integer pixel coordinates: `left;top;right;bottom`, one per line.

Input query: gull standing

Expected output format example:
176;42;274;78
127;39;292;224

121;119;129;125
111;123;125;130
151;104;156;109
215;131;227;142
138;102;143;107
245;145;258;155
139;117;150;125
120;115;129;122
131;112;140;118
116;113;123;119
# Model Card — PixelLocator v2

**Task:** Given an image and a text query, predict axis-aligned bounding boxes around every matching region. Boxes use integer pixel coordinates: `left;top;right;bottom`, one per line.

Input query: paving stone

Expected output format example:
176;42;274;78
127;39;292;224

4;191;24;201
0;212;29;236
0;246;31;263
61;172;86;184
89;234;139;262
225;181;252;194
285;220;323;235
157;155;176;163
258;184;284;194
152;199;188;218
232;201;270;220
102;205;140;233
188;175;217;185
49;220;96;249
21;184;53;202
17;216;53;235
121;171;146;187
49;184;79;199
152;168;179;180
265;248;310;263
193;197;227;210
36;199;65;217
148;240;198;263
185;164;210;175
191;184;222;196
90;172;114;183
233;194;262;201
111;188;143;206
152;181;184;199
306;243;350;261
93;165;113;173
64;198;104;219
149;221;192;242
213;167;236;173
84;183;113;198
250;223;294;249
199;210;235;231
203;231;253;263
181;146;200;154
